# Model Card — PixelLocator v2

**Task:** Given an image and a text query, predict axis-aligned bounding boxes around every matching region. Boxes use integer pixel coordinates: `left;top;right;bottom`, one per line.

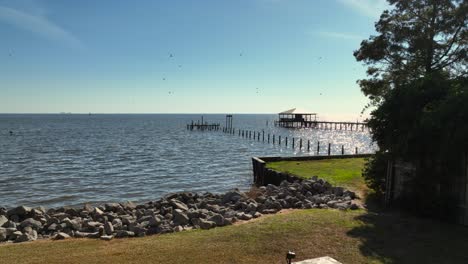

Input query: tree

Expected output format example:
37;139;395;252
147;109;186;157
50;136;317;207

355;1;468;215
354;0;468;107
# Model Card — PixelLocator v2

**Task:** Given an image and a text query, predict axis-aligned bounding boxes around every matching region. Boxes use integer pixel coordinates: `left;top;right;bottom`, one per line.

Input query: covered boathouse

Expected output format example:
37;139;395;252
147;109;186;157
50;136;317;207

275;108;317;128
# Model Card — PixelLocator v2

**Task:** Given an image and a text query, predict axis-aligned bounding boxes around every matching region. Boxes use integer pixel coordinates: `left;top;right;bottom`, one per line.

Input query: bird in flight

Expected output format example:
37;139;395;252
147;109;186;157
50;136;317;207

169;53;174;58
162;77;166;81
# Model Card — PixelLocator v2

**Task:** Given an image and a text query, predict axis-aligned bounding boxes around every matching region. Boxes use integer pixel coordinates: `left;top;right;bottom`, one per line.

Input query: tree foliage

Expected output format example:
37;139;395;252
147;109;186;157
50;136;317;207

355;0;468;107
356;0;468;212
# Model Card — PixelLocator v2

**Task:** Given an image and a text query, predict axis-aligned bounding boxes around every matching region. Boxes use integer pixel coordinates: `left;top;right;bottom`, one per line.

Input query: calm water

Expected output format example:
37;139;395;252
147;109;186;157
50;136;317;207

0;114;376;208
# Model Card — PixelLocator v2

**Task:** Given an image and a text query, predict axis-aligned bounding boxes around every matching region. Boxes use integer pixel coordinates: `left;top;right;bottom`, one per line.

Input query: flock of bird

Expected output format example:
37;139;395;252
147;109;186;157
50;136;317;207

6;50;326;97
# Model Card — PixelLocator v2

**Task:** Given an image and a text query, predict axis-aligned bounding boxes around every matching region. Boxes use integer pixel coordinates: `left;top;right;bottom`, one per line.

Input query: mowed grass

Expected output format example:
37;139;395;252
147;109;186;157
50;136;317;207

266;158;367;192
3;158;467;263
2;209;468;264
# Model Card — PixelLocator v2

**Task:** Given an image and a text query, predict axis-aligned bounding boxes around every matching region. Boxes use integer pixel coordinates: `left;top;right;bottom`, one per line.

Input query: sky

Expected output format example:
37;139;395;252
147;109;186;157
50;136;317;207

0;0;389;120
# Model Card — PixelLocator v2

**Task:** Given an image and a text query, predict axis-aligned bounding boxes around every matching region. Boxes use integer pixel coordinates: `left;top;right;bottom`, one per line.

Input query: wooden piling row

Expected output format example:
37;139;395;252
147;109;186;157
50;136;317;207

188;124;363;155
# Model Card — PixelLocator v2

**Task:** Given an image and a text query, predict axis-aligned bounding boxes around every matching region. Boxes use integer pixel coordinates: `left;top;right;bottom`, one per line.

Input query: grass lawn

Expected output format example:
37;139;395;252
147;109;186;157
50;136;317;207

2;209;468;264
3;158;467;263
266;158;367;193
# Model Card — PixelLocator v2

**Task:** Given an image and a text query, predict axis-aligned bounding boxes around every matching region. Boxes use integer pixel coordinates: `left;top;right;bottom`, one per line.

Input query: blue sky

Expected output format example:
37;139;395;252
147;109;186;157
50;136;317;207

0;0;388;119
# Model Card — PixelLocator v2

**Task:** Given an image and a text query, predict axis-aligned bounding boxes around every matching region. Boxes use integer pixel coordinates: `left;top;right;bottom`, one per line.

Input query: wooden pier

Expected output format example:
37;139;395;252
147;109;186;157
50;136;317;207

275;120;368;131
274;108;368;131
187;118;220;131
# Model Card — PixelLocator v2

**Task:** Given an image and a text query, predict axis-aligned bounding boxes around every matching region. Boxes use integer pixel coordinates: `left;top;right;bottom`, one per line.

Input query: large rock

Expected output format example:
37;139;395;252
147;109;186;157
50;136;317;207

115;230;135;238
170;199;189;211
198;219;215;230
54;232;71;240
173;209;189;225
0;228;7;241
7;206;32;218
208;214;225;226
120;201;137;211
100;235;113;241
104;203;121;212
222;190;246;204
20;218;42;229
104;222;114;235
0;215;8;227
14;231;37;243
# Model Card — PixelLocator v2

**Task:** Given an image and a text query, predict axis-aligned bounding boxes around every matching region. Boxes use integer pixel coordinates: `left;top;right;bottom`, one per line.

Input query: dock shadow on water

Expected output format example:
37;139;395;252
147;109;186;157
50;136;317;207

347;195;468;264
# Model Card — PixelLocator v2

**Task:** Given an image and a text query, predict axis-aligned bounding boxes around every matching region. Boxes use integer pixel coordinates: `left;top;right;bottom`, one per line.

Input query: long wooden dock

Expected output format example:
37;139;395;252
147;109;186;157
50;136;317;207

274;120;368;131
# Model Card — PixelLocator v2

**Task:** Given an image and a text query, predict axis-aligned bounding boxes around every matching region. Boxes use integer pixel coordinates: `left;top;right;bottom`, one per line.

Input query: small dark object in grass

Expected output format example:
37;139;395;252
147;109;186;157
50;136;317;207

286;251;296;264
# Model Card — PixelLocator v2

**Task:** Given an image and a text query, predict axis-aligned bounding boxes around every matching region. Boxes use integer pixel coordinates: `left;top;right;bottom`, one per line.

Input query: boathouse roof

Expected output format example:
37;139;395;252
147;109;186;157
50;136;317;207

279;108;317;115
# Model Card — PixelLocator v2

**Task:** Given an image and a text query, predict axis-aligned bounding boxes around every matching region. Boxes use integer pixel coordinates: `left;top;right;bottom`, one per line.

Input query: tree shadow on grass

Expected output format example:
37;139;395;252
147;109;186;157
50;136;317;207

347;193;468;264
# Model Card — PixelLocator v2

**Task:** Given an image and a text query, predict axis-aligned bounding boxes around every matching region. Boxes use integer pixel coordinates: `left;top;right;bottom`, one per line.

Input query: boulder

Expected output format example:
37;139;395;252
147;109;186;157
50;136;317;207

208;214;225;226
235;213;253;221
0;228;7;241
120;201;137;211
2;220;16;229
7;206;31;218
115;230;135;238
14;231;37;243
100;235;113;241
55;232;71;240
173;209;189;225
20;218;42;229
0;215;8;227
173;225;184;232
222;190;246;204
104;222;114;235
198;219;215;230
170;199;189;211
104;203;121;212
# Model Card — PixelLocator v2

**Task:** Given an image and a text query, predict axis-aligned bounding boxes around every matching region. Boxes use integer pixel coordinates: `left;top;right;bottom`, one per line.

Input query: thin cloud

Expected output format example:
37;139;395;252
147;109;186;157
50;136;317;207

0;6;82;48
338;0;388;18
318;31;363;40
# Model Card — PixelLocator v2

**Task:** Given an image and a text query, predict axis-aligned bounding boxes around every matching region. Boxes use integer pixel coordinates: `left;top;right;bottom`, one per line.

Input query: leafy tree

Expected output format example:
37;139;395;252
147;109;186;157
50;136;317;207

354;0;467;107
355;0;468;213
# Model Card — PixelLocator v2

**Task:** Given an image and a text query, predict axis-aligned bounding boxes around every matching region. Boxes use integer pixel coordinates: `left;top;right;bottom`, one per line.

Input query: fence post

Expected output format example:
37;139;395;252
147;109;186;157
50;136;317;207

299;138;302;150
262;131;265;142
285;137;288;146
273;135;275;144
307;140;310;152
355;147;358;154
279;136;281;145
328;143;331;156
341;145;344;155
268;134;270;143
317;141;320;155
292;138;295;149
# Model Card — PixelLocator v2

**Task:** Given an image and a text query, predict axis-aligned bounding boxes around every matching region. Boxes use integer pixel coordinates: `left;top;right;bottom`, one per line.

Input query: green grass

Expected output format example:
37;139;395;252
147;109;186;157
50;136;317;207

3;158;467;263
2;209;468;264
266;158;367;192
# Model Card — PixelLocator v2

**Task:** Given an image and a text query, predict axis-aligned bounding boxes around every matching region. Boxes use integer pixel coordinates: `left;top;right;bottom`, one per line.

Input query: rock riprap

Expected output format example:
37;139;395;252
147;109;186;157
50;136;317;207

0;177;358;243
